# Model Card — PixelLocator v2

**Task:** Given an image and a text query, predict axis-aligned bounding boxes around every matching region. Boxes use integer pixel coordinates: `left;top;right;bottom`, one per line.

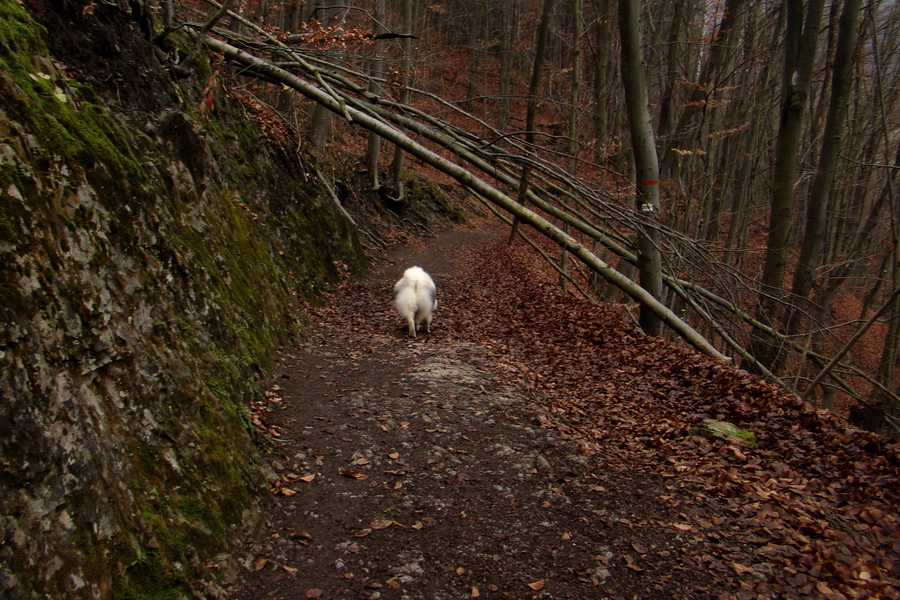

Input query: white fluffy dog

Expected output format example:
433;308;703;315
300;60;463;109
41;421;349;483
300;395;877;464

393;266;438;338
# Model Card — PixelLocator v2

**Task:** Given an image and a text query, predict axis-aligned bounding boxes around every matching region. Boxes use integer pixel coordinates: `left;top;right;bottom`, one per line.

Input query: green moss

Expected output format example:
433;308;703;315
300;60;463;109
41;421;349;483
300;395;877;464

168;194;298;369
695;419;759;450
407;174;465;223
0;0;145;197
0;214;13;239
126;441;159;474
176;496;225;540
0;0;46;55
122;552;183;600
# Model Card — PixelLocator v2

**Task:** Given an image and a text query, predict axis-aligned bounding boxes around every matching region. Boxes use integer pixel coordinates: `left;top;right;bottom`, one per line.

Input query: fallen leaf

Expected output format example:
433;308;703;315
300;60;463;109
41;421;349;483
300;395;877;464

527;580;545;591
730;562;754;575
456;567;465;576
370;519;393;530
299;474;316;482
388;452;400;459
672;523;692;531
624;555;643;572
253;557;268;571
471;586;480;598
816;581;836;594
281;488;298;496
282;565;298;573
305;589;323;599
631;542;649;554
340;470;368;480
411;521;424;530
356;458;371;466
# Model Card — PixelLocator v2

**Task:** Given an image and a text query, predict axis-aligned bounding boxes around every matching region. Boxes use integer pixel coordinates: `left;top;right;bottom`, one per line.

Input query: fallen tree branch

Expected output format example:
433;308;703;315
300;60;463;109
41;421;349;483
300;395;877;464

197;27;897;406
802;285;900;403
203;35;729;361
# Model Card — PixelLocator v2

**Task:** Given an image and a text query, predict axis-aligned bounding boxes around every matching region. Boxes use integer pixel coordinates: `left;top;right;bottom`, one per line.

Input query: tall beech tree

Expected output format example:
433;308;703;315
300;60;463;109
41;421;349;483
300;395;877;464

785;0;864;336
389;0;414;198
618;0;663;336
750;0;826;372
507;0;555;244
365;0;387;190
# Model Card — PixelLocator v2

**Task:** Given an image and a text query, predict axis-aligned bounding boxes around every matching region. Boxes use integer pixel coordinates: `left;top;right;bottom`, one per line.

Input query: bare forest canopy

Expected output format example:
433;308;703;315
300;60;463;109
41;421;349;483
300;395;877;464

155;0;899;432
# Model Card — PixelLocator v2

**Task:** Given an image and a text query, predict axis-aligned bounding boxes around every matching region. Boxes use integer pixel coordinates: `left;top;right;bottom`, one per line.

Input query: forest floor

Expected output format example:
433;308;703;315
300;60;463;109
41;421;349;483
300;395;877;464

224;222;900;600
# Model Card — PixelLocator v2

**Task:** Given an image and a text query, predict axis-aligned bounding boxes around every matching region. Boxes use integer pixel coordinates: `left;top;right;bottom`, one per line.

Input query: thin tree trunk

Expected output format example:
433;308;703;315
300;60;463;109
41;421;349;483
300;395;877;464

655;0;687;147
591;0;615;164
389;0;413;197
508;0;555;244
725;2;771;256
749;0;826;372
659;0;747;180
785;0;863;335
365;0;387;190
618;0;663;336
561;0;583;290
497;1;514;134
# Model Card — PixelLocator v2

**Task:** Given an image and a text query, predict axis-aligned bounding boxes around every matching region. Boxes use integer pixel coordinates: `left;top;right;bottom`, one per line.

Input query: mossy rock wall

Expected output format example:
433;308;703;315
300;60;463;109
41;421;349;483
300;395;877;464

0;1;365;598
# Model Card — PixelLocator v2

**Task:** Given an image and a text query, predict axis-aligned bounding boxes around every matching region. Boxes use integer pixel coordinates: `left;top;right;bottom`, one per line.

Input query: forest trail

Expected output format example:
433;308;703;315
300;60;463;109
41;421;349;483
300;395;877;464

224;225;900;600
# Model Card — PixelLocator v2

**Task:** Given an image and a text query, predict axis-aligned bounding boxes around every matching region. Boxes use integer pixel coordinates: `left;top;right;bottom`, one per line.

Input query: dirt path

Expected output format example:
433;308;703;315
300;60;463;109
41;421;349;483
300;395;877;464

224;228;708;599
223;226;900;600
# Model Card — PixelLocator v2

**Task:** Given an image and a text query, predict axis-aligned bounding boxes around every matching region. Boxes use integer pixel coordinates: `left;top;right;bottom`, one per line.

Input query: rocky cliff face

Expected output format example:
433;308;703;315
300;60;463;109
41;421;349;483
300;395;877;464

0;1;366;597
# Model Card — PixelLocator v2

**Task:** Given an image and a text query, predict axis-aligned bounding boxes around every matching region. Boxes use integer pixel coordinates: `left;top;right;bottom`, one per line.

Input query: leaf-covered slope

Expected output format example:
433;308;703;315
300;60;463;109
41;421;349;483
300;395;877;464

448;232;900;598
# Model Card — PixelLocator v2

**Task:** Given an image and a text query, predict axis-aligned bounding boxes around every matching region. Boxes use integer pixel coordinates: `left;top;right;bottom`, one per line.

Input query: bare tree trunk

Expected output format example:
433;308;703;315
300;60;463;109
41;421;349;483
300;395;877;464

725;1;771;257
749;0;826;372
508;0;555;244
366;0;387;190
497;1;515;134
306;0;339;155
659;0;746;180
389;0;413;197
591;0;615;164
618;0;663;336
785;0;863;335
560;0;583;290
654;0;688;148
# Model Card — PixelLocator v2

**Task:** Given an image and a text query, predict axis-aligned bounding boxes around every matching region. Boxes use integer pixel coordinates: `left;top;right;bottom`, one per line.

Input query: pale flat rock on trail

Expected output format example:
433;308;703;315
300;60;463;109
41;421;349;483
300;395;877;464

224;228;716;600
